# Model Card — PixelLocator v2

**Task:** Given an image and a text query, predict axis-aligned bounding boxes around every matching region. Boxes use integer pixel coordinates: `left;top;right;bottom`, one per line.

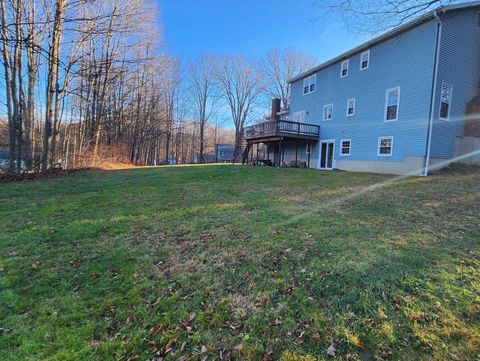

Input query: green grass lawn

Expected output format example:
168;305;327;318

1;165;479;361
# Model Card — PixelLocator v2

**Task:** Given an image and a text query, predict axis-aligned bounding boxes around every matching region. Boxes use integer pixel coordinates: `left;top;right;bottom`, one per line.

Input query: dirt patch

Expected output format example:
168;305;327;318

432;162;480;175
0;161;145;183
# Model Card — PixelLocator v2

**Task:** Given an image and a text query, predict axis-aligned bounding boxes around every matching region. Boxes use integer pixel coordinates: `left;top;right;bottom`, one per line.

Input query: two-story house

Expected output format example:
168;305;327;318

215;144;235;163
244;1;480;175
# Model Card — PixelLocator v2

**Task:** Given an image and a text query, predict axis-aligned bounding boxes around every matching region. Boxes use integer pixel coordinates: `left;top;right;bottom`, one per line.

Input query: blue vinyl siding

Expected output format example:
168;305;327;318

431;9;480;159
290;20;438;166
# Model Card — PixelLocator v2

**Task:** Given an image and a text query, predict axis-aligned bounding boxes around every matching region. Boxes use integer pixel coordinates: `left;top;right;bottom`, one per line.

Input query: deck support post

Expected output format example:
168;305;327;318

295;139;298;167
267;141;270;165
256;143;259;165
307;142;311;168
277;140;279;166
281;139;285;166
278;139;282;166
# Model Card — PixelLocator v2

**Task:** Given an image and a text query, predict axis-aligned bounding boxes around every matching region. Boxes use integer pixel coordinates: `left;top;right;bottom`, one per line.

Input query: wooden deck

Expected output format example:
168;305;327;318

244;119;320;142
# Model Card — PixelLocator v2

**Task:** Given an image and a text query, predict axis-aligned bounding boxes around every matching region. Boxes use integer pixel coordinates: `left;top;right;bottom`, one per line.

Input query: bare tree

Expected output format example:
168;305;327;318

0;0;15;171
24;0;44;170
189;55;218;163
262;48;315;110
0;0;242;173
313;0;460;31
215;55;266;162
42;0;66;171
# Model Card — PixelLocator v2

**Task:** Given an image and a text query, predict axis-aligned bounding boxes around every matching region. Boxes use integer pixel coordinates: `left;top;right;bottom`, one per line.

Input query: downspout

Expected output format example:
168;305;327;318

424;10;443;176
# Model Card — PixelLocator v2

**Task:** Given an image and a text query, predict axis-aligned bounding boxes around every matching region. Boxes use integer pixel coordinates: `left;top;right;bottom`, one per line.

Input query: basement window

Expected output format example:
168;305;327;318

439;82;453;121
378;136;393;156
341;140;351;156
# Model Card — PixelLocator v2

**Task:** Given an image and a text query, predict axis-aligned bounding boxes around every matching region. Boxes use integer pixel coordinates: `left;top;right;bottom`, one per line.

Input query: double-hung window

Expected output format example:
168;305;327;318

340;60;349;78
341;140;351;156
378;136;393;156
360;50;370;70
323;104;333;121
439;83;453;120
303;75;316;95
385;87;400;121
346;98;355;116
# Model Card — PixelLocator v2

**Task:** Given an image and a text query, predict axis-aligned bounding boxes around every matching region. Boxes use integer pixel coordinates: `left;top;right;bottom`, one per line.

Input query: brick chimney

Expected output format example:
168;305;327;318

271;98;281;122
465;82;480;137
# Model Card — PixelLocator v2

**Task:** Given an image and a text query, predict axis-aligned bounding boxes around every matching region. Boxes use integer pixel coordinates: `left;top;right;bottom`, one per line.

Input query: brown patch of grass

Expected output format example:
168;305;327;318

95;161;141;170
226;293;265;318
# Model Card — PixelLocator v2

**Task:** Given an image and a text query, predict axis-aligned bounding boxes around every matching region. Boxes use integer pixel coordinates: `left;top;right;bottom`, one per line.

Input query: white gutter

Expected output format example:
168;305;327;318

424;10;443;176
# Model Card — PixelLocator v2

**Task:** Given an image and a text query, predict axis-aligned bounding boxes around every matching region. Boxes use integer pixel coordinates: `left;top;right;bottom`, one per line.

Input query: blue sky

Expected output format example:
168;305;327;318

156;0;369;64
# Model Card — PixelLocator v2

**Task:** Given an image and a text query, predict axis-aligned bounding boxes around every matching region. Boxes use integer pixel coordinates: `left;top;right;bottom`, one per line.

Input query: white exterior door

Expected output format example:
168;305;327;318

292;110;306;123
319;140;335;170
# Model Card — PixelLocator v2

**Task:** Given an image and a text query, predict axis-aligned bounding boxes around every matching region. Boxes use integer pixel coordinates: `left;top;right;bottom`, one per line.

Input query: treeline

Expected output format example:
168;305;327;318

0;0;314;172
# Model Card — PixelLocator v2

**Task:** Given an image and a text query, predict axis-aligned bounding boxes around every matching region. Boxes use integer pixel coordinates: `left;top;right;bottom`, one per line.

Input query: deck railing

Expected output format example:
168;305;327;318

244;119;320;139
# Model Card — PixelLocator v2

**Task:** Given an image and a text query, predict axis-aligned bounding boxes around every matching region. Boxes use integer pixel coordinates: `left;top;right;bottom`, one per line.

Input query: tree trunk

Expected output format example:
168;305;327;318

25;0;37;170
0;0;15;172
43;0;66;172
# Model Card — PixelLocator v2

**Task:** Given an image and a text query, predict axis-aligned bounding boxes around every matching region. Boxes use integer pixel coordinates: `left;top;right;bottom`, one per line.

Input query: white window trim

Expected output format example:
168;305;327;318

341;139;351;156
360;50;370;71
292;110;306;123
303;74;316;95
377;136;394;157
384;86;401;122
346;98;355;116
340;59;349;78
439;82;453;121
323;103;334;121
317;139;336;170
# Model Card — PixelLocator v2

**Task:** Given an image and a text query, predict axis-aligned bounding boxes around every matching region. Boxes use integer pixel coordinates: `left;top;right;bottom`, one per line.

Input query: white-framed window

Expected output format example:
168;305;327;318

323;104;333;121
439;82;453;121
360;50;370;70
340;59;349;78
378;136;394;156
303;74;316;95
341;139;351;156
292;110;306;123
384;87;400;122
346;98;355;116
